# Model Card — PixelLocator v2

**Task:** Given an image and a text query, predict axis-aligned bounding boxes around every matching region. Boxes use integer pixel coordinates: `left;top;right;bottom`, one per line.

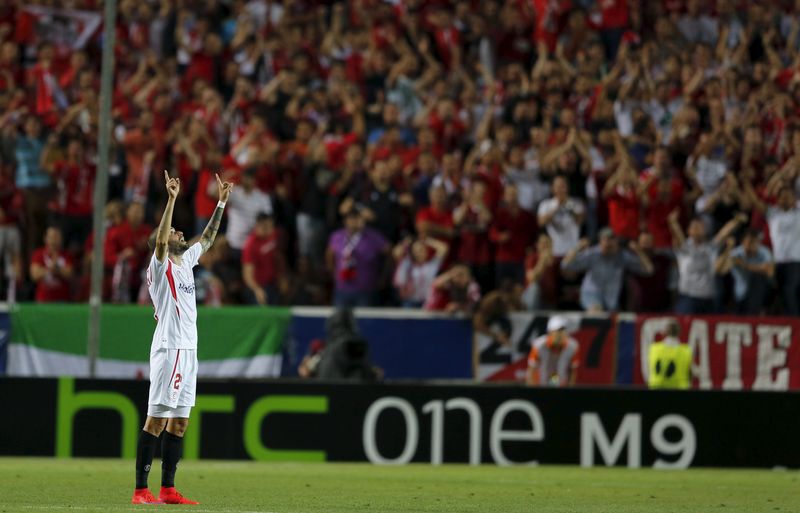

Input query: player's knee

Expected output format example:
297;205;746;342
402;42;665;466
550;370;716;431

143;417;167;436
166;418;189;437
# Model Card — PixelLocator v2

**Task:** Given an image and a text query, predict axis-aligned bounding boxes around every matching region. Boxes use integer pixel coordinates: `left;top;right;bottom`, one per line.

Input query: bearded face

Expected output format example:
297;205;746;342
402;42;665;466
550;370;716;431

168;228;190;255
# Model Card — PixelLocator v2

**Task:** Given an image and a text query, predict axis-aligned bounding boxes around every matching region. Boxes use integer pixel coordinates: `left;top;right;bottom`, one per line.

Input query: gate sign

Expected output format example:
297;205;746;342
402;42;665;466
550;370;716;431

634;315;800;390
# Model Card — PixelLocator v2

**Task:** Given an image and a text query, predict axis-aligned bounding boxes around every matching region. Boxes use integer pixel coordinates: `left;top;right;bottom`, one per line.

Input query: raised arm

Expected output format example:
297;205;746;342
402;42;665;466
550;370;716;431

537;200;560;227
602;166;624;198
715;237;735;275
561;238;591;272
199;173;233;254
426;237;449;261
742;181;767;213
712;212;747;247
667;209;685;249
626;241;654;275
155;170;179;262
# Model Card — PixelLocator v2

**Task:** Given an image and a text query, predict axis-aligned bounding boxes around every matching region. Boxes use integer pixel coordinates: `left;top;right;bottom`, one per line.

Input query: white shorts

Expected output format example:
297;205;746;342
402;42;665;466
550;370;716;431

148;348;197;416
147;403;192;418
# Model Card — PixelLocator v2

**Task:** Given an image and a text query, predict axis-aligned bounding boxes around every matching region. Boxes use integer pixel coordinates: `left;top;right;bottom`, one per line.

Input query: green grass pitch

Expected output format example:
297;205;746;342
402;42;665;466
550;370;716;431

0;458;798;512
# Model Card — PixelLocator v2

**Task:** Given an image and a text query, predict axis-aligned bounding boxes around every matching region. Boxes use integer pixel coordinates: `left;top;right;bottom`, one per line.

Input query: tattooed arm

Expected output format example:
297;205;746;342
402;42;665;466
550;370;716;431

199;173;233;253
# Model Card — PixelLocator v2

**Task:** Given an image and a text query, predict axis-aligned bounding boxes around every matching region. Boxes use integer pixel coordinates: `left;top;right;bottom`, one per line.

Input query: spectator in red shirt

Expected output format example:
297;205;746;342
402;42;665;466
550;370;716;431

454;181;494;292
640;147;685;249
117;111;155;203
490;184;535;292
78;200;123;302
105;202;152;303
194;157;224;237
532;0;570;53
27;43;62;128
431;8;461;70
392;236;449;308
43;136;96;254
424;264;482;315
523;233;558;310
415;184;455;247
591;0;630;60
423;99;466;152
242;213;285;305
602;163;643;242
30;226;73;302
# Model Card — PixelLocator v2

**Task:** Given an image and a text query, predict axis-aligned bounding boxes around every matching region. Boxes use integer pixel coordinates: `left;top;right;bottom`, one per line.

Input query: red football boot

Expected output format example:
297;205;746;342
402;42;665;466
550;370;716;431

131;488;163;504
159;486;200;505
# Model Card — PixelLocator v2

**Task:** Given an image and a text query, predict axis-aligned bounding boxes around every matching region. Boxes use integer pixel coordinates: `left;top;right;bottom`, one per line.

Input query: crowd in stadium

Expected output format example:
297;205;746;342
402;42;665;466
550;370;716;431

2;0;800;316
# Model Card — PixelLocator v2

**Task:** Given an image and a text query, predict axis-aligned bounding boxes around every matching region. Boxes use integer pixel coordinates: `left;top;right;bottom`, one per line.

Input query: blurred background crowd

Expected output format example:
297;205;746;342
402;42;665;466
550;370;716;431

2;0;800;317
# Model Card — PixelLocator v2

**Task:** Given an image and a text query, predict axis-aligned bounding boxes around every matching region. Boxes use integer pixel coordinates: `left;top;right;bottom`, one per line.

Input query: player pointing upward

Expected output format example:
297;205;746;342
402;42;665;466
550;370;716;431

132;170;232;505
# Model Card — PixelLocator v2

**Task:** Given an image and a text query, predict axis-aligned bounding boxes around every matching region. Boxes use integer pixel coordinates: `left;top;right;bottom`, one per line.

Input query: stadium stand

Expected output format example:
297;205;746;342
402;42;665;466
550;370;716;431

1;0;799;317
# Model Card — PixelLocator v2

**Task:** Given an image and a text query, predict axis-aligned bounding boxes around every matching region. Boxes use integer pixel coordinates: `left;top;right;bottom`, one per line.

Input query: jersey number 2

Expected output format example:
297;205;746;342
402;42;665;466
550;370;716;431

173;373;182;390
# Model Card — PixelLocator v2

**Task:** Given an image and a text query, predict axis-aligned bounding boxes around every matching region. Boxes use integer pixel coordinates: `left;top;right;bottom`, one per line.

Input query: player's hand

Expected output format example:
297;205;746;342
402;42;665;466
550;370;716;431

216;173;233;202
164;170;180;199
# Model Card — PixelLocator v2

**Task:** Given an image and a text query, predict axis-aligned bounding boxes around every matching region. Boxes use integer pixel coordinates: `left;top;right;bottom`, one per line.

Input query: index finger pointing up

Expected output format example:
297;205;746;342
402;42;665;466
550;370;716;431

164;169;170;182
216;173;223;187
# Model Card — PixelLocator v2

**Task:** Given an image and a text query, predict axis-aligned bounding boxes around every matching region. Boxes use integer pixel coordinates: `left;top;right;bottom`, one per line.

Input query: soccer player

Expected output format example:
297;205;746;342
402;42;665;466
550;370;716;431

132;170;232;505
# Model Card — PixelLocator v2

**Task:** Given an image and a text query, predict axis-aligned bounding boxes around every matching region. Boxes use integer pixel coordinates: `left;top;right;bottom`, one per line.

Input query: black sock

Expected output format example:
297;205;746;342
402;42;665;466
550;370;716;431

135;431;159;489
161;431;184;488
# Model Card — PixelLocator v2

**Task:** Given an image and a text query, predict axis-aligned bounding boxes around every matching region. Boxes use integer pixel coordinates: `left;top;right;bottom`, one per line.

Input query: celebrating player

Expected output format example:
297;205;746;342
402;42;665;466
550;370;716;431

131;170;232;505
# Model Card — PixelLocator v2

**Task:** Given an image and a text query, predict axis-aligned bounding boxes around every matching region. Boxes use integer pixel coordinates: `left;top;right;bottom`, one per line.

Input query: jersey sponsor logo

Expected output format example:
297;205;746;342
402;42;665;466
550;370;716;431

178;283;195;294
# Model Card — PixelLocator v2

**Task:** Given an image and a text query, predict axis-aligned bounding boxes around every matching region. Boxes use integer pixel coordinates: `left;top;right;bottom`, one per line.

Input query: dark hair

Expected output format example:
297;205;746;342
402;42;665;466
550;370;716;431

255;212;273;223
742;228;762;241
666;320;680;338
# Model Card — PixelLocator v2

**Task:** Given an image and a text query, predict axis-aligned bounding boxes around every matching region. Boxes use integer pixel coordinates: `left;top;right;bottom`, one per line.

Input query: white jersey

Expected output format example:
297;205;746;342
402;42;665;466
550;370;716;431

146;243;203;351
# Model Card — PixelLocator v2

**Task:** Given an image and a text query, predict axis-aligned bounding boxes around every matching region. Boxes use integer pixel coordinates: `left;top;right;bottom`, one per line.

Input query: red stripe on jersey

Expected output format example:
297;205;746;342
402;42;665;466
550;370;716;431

165;260;181;318
168;349;181;392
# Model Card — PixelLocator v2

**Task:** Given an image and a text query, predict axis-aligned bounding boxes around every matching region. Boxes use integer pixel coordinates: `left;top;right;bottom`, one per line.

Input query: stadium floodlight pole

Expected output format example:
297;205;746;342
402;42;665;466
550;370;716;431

87;0;118;378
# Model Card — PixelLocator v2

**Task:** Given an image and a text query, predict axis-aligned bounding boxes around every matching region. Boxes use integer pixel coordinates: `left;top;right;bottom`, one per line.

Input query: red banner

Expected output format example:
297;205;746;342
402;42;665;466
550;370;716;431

633;315;800;390
16;6;101;53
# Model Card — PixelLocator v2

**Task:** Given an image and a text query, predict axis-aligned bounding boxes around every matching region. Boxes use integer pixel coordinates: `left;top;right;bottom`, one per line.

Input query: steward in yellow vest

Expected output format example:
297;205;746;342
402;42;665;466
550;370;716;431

647;320;692;389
